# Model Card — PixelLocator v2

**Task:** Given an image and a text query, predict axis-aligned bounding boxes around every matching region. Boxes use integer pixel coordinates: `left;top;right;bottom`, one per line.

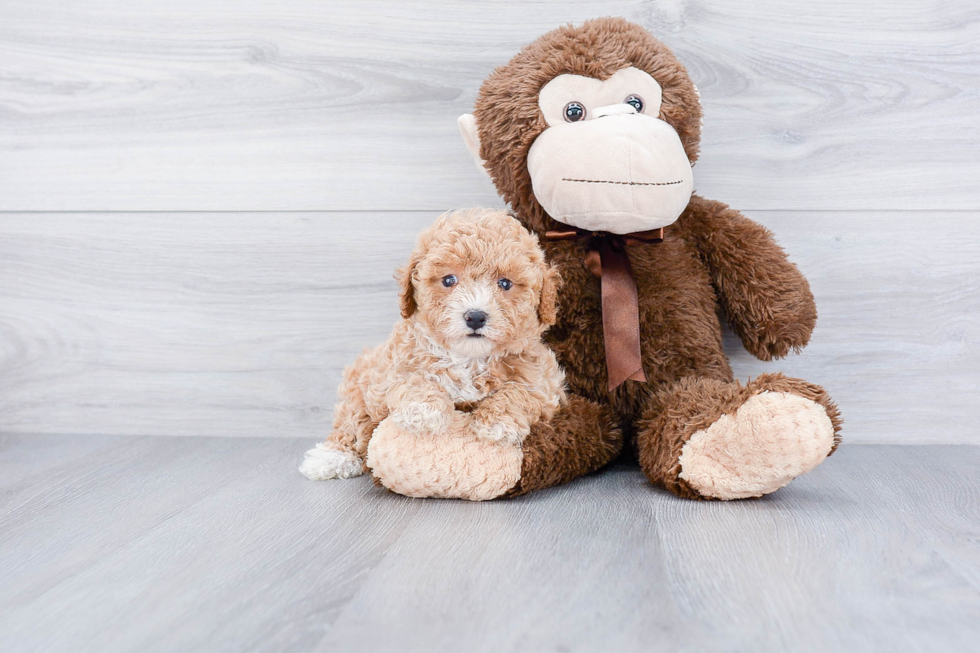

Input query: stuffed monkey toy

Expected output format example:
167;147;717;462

456;17;842;500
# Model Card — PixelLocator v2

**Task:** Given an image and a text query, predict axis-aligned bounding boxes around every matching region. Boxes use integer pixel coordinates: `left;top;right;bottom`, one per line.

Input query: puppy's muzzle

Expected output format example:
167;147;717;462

464;309;487;335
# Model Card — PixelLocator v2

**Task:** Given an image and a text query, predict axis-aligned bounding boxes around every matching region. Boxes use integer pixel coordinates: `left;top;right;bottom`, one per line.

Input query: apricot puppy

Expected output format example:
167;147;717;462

300;208;564;494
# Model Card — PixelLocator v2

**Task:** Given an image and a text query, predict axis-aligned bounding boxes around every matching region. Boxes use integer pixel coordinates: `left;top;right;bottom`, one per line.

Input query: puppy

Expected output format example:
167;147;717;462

300;208;565;482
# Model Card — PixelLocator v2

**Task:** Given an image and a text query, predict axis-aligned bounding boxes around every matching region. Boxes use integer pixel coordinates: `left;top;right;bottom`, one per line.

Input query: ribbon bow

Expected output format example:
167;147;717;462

545;226;664;391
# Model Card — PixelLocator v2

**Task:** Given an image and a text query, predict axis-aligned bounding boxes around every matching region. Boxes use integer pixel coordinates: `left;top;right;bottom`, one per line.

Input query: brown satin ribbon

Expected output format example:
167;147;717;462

545;226;664;391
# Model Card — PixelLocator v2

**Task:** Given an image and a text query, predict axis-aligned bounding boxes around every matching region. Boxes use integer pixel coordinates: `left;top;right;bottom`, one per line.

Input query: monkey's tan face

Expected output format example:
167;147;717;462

526;67;693;235
459;66;694;235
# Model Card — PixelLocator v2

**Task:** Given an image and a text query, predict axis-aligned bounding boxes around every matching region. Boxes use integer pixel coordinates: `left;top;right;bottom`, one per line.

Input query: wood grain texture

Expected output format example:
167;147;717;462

1;0;977;211
0;210;977;443
0;436;978;653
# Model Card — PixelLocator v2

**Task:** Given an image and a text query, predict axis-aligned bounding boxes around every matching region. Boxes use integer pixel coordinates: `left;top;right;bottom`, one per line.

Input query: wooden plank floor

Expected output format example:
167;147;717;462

1;436;977;652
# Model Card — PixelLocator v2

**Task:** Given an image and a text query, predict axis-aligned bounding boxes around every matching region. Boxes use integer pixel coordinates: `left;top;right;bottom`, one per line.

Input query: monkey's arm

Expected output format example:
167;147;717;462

683;196;816;361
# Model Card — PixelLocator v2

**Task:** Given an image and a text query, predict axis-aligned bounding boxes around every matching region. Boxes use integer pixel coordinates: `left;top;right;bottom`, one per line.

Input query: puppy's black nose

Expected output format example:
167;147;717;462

464;310;487;331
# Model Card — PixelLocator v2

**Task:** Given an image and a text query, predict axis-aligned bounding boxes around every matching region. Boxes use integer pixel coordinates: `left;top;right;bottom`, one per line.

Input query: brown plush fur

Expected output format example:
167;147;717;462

504;394;623;497
472;18;842;499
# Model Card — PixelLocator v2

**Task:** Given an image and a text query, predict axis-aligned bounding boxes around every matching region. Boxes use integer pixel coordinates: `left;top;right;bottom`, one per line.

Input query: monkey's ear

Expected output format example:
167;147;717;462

538;265;562;326
692;83;705;130
396;250;422;319
457;114;490;179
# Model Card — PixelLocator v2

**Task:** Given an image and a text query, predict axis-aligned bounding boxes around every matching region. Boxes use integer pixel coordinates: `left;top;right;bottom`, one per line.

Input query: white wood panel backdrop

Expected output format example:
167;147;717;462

1;0;978;211
1;0;978;443
1;212;978;442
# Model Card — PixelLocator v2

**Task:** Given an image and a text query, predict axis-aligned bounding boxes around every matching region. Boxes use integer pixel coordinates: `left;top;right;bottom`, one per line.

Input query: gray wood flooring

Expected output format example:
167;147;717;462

1;436;978;653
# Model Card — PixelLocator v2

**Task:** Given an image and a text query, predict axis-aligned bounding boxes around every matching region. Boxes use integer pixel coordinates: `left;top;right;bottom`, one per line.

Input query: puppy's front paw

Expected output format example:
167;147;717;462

391;401;450;434
299;443;364;480
474;418;525;446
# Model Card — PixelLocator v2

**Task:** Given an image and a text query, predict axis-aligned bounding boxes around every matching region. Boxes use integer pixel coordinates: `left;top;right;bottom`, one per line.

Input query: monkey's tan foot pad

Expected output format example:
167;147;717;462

677;392;835;500
366;418;523;501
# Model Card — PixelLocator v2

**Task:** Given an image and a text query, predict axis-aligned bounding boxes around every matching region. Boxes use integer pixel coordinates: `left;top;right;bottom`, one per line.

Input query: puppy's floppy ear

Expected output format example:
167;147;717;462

538;265;561;326
396;249;423;319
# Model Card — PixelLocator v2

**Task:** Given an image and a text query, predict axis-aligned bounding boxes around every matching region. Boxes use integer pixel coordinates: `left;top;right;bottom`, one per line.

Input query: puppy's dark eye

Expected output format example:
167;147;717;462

563;101;586;122
624;94;643;112
497;278;513;291
441;275;457;288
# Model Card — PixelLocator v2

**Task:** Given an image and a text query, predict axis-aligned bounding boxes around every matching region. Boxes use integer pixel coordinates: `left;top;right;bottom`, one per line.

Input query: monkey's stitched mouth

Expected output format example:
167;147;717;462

562;178;684;186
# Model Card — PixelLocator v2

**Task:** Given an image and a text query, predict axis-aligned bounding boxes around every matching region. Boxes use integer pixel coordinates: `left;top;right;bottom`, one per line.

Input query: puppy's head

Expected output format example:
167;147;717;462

398;208;560;359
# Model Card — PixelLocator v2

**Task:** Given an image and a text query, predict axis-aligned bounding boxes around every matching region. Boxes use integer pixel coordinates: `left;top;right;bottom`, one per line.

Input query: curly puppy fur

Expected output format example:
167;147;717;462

300;209;565;499
470;18;842;499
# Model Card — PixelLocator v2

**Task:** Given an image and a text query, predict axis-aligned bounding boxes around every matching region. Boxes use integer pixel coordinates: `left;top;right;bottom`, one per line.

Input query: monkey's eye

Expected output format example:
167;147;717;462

624;94;644;112
563;101;586;122
497;278;513;291
441;275;458;288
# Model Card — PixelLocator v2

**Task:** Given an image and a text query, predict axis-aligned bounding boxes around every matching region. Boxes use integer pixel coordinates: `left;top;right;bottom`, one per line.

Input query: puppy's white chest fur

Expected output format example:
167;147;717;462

431;357;492;404
413;325;496;404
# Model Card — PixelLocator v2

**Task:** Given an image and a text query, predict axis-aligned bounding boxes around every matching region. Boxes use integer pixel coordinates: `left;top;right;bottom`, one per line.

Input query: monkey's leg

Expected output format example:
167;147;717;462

636;373;842;500
364;394;620;500
503;394;623;497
